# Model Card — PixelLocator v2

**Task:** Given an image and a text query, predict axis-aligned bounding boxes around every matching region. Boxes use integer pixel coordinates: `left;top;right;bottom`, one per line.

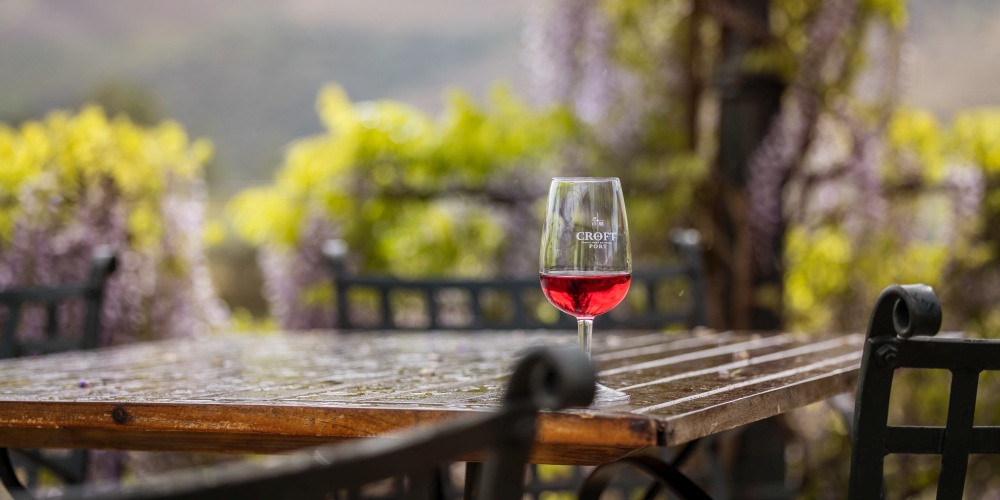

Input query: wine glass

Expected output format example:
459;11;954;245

539;177;631;403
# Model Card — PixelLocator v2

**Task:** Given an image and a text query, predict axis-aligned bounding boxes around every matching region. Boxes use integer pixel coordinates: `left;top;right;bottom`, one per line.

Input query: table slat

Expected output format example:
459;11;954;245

0;330;862;464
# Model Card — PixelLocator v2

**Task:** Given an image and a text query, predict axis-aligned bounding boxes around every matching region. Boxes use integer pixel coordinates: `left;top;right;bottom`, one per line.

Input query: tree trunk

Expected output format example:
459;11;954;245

704;0;785;331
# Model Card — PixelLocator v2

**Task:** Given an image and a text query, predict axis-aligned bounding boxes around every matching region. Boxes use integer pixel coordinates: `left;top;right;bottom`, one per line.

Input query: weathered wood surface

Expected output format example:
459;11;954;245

0;329;863;465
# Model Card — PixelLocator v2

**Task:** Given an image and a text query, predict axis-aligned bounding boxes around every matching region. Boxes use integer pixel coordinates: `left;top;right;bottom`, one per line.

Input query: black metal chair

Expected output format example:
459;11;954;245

0;247;117;491
849;283;1000;499
6;346;594;500
323;228;706;331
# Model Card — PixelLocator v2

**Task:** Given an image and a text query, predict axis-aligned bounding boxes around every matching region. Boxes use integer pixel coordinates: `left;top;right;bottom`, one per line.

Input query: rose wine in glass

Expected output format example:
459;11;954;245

540;177;631;403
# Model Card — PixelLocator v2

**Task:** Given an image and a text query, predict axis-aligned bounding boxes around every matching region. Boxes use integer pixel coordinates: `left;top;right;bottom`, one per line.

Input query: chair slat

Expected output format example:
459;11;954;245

45;302;59;339
885;425;1000;455
896;336;1000;370
0;285;91;302
427;289;439;330
379;288;393;329
1;303;21;359
937;368;980;498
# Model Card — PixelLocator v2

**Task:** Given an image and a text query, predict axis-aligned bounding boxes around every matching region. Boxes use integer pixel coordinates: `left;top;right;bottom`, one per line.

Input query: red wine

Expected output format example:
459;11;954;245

539;272;631;319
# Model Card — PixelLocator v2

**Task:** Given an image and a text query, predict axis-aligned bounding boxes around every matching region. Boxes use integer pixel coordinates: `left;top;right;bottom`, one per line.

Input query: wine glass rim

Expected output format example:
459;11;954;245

551;177;619;182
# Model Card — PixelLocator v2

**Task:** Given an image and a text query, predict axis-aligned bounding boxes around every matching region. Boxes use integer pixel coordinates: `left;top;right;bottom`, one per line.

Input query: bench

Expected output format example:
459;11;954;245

323;229;706;331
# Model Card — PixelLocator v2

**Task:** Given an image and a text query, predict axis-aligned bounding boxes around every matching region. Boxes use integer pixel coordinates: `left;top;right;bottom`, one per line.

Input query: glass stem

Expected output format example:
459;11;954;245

578;318;593;357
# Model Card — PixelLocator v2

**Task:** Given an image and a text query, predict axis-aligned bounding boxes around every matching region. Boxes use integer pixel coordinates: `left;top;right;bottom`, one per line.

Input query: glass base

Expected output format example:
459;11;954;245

592;383;629;405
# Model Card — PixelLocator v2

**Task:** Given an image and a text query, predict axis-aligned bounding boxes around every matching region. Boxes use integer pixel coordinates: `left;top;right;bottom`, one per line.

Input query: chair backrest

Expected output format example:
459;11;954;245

849;284;1000;499
0;247;117;358
56;346;595;500
323;229;706;330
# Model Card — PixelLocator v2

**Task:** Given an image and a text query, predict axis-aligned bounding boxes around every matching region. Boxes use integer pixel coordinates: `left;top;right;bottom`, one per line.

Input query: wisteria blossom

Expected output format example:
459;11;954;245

746;0;859;269
0;110;229;345
522;0;649;148
257;213;337;330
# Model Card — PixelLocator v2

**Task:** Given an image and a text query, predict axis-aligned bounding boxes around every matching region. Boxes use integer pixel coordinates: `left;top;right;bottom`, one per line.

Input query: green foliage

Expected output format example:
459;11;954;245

887;107;947;182
228;84;575;278
952;109;1000;172
784;227;853;331
862;0;908;28
952;109;1000;221
784;107;995;333
229;307;278;333
765;0;817;78
606;152;710;263
949;109;1000;333
0;106;210;249
0;105;226;341
745;0;907;92
605;0;689;76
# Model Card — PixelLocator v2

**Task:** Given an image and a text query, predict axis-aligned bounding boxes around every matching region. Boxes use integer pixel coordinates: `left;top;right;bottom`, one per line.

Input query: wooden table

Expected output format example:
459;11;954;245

0;329;863;465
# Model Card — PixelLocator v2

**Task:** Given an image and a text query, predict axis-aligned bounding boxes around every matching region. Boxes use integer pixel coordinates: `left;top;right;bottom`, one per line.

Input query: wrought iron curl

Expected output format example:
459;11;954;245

865;284;942;340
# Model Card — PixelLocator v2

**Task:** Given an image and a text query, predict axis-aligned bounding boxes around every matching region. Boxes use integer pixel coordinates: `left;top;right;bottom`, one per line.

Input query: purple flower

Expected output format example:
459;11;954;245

258;213;337;330
0;112;229;346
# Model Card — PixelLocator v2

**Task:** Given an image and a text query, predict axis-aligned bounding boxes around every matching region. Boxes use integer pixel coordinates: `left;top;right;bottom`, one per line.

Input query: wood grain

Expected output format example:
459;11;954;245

0;329;862;465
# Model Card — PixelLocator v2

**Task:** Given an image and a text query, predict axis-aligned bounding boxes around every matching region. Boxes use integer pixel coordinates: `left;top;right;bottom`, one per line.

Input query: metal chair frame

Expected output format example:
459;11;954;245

0;247;117;358
849;284;1000;499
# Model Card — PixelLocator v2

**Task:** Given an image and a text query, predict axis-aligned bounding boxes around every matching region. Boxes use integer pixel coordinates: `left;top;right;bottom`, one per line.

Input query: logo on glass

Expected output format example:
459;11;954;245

576;213;617;248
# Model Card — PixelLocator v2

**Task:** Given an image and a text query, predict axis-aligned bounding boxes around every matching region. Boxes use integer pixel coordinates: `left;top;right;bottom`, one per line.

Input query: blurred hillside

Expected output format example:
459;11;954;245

908;0;1000;118
1;0;996;197
0;0;530;196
